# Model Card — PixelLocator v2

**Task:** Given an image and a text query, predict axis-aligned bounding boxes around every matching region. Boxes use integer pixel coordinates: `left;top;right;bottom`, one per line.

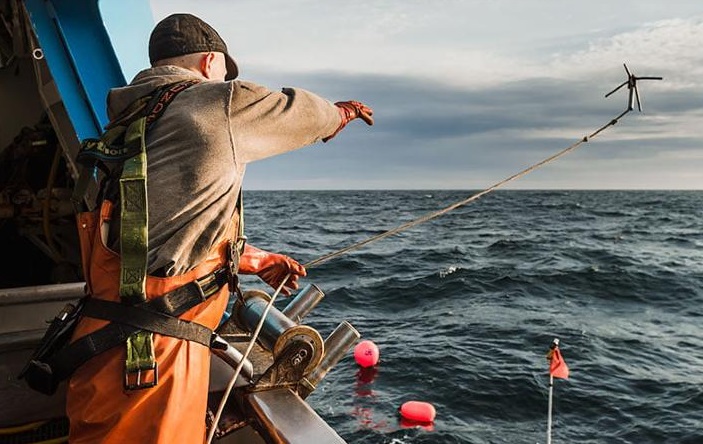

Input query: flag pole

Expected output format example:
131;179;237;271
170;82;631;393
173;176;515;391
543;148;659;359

546;337;569;444
547;373;554;444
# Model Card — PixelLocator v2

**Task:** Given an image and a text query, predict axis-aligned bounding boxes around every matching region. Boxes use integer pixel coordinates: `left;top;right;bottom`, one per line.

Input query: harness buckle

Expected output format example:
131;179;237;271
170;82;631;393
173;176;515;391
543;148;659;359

124;361;158;390
195;272;218;301
226;237;246;300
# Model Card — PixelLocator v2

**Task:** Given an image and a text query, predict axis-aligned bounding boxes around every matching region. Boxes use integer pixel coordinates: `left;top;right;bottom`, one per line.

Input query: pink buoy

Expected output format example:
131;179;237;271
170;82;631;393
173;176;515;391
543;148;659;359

353;340;379;368
399;401;436;423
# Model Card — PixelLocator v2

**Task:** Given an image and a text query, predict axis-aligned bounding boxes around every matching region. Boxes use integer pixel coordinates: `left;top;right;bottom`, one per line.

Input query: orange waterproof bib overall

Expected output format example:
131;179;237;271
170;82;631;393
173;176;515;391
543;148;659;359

67;201;232;444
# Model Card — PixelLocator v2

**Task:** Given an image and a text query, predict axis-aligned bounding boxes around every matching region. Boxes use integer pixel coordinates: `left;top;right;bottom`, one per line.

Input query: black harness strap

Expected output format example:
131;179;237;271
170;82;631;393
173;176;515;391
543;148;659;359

48;267;232;382
82;299;212;346
73;79;201;212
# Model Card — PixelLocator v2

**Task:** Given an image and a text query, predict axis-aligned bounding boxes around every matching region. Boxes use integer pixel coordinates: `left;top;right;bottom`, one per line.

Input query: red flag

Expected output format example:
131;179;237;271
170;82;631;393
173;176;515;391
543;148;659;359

548;347;569;379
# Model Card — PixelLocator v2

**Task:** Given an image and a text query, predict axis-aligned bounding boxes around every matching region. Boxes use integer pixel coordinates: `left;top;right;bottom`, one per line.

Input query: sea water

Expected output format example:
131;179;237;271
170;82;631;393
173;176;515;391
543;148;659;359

241;190;703;444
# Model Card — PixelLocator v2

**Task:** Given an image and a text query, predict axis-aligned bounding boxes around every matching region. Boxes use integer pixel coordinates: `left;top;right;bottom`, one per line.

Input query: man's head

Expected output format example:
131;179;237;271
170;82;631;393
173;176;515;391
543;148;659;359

149;13;238;81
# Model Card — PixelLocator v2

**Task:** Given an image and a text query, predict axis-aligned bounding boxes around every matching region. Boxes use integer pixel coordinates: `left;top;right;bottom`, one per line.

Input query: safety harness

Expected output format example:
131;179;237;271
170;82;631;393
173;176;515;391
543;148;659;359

20;80;244;394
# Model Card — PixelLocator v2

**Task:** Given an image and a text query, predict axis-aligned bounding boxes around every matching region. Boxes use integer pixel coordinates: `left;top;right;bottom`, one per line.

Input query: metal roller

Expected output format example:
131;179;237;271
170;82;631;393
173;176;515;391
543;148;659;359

282;284;325;323
236;289;324;374
300;321;360;398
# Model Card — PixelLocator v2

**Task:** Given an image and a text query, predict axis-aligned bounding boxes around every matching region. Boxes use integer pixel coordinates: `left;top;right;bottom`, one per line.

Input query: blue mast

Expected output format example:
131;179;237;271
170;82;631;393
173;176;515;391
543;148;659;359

23;0;152;139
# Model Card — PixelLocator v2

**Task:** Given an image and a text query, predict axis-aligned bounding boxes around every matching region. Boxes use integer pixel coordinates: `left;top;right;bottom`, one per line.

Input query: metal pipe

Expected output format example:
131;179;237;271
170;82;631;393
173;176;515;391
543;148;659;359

236;290;324;369
0;282;85;306
238;290;296;351
210;334;253;385
300;321;359;398
282;284;324;323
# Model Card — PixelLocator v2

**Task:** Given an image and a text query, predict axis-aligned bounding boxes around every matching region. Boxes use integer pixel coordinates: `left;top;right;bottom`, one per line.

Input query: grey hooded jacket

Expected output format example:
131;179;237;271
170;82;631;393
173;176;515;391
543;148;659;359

105;66;341;276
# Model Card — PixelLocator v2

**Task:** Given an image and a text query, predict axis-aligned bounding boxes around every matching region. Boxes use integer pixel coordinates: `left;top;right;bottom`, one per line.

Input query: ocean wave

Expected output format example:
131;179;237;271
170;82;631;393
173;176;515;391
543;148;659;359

244;190;703;443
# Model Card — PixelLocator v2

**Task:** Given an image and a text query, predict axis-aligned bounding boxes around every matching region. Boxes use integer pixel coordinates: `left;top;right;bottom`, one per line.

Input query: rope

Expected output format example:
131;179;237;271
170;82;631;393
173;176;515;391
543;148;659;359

304;108;630;269
206;272;292;444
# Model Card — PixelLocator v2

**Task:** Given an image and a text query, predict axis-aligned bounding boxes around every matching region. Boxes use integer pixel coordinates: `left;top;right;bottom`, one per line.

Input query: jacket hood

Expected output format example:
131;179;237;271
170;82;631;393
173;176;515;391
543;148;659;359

107;66;208;120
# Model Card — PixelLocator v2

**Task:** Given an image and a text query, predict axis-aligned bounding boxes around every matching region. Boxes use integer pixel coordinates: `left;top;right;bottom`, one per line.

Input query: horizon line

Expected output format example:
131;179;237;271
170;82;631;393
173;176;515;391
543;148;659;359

243;188;702;192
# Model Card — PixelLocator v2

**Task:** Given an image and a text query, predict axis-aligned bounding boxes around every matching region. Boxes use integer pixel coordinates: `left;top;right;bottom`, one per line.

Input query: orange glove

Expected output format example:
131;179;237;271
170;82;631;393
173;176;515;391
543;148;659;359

238;244;306;296
322;100;374;142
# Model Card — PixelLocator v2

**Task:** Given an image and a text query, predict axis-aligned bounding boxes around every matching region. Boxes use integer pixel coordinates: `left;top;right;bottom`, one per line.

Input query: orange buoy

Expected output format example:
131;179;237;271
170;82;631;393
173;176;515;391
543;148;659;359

399;401;436;423
353;340;379;368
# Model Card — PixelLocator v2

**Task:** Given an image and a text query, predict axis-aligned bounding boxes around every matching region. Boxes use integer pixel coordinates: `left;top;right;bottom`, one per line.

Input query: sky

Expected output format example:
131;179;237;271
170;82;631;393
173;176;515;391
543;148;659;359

137;1;703;190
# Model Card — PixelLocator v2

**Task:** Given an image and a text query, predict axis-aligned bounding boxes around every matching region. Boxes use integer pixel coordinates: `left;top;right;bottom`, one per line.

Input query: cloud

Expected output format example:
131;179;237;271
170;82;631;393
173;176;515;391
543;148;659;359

242;67;702;190
548;17;703;87
151;2;703;83
148;1;703;189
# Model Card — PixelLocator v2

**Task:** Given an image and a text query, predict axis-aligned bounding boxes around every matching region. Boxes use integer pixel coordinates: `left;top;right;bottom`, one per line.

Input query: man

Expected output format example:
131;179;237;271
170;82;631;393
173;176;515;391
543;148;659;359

67;13;373;443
